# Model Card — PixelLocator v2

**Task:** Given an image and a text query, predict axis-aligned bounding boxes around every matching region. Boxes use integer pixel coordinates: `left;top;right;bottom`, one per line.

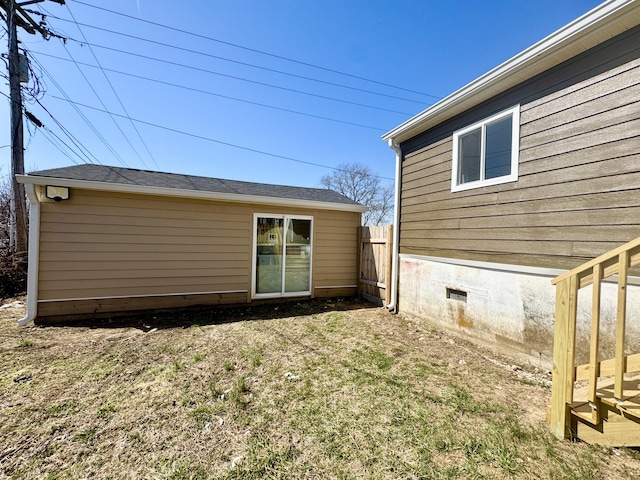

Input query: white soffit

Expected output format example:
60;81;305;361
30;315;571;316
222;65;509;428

382;0;640;144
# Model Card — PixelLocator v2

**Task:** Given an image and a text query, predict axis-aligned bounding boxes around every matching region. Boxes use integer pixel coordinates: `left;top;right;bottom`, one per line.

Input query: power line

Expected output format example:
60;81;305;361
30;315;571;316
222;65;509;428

49;95;395;181
65;3;159;169
60;38;415;116
61;43;145;167
69;0;441;100
33;51;388;131
30;54;126;166
1;87;89;165
41;15;430;106
35;97;102;164
38;127;83;165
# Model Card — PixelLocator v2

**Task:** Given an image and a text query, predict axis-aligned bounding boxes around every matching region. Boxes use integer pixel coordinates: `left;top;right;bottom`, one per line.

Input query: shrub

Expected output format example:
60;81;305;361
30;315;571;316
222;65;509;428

0;179;27;298
0;247;27;298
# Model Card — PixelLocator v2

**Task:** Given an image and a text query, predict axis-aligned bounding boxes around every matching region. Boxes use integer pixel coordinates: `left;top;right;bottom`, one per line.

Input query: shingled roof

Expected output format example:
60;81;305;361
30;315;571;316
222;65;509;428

20;164;366;211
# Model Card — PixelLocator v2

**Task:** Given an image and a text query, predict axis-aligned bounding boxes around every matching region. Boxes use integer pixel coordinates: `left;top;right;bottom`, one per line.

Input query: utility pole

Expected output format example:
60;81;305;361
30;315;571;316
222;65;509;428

1;0;64;260
7;0;27;257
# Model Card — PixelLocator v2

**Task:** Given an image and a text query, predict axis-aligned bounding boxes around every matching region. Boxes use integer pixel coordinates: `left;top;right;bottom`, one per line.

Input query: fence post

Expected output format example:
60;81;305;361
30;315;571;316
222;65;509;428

385;224;393;305
550;274;578;439
356;226;363;298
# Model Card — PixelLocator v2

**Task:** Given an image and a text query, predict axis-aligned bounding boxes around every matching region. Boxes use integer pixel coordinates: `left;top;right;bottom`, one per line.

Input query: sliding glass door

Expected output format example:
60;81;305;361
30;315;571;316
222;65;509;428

254;215;312;297
284;218;311;293
255;217;284;294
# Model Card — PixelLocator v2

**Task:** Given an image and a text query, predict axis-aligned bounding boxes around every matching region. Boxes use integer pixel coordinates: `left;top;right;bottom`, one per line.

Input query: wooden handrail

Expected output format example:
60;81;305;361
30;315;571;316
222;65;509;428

575;352;640;381
550;235;640;440
551;236;640;287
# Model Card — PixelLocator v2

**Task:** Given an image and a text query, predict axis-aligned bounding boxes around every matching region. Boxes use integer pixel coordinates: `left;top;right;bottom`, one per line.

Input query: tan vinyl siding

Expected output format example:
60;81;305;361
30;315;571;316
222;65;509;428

37;188;360;314
38;189;251;301
399;36;640;271
312;210;360;292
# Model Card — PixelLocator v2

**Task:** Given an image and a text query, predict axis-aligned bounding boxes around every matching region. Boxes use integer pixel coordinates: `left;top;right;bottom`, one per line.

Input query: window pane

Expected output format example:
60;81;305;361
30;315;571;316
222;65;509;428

256;217;283;294
284;219;311;293
459;129;481;184
485;116;512;180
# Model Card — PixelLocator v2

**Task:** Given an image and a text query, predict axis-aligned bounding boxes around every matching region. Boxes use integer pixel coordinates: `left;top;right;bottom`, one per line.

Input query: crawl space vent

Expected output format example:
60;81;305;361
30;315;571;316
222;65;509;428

446;288;467;303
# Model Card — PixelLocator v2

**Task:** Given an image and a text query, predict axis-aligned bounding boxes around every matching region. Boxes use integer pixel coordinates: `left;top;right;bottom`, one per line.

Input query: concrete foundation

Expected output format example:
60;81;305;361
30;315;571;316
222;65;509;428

398;255;640;370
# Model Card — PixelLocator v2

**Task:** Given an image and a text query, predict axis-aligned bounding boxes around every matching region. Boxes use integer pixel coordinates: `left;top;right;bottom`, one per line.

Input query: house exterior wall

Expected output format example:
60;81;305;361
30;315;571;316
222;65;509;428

396;26;640;364
35;187;360;320
400;25;640;270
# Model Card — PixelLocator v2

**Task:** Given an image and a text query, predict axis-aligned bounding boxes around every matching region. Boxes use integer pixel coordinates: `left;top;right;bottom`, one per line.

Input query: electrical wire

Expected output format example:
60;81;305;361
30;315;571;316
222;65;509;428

60;42;148;168
38;126;83;165
64;3;158;169
35;97;102;164
49;94;395;181
69;0;441;100
0;89;87;165
21;50;46;104
33;51;388;131
16;3;399;182
44;16;429;106
60;38;414;116
30;55;124;166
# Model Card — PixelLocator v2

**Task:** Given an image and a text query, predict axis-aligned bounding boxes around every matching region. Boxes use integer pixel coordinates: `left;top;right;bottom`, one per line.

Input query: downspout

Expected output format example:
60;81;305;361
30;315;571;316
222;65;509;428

386;139;402;312
18;183;40;326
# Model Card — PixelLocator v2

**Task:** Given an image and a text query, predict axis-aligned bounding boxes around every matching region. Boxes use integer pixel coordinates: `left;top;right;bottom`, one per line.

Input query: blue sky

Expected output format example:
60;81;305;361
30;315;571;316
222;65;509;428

1;0;602;189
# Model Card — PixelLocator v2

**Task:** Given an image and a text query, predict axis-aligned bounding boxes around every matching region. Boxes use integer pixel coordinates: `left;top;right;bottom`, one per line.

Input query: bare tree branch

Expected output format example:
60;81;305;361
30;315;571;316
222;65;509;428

320;162;393;226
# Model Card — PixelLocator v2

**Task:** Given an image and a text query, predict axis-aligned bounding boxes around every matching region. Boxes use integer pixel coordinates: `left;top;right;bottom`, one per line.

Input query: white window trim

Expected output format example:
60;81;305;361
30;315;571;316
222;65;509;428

251;213;314;299
451;105;520;192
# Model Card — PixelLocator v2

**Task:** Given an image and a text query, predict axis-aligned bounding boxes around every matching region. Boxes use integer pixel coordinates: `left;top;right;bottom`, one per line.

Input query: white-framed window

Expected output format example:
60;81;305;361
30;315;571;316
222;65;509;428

251;214;313;299
451;105;520;192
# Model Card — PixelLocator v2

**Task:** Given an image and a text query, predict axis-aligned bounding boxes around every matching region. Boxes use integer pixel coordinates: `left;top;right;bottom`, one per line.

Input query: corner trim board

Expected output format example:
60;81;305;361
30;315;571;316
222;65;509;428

18;184;40;326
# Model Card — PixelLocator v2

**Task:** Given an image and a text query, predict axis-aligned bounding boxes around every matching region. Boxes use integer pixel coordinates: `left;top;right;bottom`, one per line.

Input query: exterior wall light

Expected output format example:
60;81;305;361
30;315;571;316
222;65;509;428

45;185;70;202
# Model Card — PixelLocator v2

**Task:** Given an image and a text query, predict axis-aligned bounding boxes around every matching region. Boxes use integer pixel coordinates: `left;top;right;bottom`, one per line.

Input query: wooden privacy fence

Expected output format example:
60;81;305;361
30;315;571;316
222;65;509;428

550;236;640;446
359;225;393;305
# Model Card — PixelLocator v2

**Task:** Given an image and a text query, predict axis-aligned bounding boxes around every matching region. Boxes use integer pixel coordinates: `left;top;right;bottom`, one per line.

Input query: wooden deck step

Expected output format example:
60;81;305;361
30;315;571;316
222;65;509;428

570;374;640;446
571;401;599;425
574;403;640;447
596;377;640;418
573;375;640;419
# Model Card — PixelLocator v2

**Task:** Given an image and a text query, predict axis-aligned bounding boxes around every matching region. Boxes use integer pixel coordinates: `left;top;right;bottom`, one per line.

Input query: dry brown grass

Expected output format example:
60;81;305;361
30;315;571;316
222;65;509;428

1;297;639;479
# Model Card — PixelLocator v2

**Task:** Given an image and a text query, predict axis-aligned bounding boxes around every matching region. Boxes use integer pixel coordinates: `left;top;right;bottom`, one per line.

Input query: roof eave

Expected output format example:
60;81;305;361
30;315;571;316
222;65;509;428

16;174;369;213
382;0;640;145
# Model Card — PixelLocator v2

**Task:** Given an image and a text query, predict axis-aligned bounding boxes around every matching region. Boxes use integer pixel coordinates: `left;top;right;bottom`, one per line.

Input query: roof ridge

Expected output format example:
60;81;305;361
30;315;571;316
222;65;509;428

51;164;332;193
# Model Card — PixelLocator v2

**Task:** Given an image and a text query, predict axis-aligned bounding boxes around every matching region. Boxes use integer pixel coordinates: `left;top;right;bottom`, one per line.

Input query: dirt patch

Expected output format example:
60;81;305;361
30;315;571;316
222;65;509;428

1;297;639;479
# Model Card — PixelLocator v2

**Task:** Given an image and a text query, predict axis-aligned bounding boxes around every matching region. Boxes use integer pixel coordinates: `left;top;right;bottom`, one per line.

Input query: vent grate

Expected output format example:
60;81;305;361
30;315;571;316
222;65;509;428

447;288;467;303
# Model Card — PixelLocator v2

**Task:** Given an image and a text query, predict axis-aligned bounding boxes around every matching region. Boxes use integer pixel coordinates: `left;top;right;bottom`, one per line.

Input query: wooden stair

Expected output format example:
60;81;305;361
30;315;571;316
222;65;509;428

570;373;640;447
549;236;640;446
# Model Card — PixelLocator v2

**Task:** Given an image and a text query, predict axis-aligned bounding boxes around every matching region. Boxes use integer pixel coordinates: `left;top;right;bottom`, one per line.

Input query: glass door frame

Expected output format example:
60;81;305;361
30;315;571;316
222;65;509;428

251;213;314;299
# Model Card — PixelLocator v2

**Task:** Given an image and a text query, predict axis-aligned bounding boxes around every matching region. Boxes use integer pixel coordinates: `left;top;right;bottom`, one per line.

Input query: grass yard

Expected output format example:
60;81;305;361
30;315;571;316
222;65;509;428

1;297;639;479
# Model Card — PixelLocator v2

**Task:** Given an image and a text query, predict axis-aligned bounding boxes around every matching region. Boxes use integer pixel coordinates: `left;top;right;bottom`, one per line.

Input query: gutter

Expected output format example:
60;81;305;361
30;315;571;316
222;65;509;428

18;184;40;325
385;140;402;312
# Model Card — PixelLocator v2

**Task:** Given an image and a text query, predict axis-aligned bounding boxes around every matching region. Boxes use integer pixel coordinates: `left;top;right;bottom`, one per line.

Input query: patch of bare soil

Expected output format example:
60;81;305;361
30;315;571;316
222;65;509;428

1;296;639;479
